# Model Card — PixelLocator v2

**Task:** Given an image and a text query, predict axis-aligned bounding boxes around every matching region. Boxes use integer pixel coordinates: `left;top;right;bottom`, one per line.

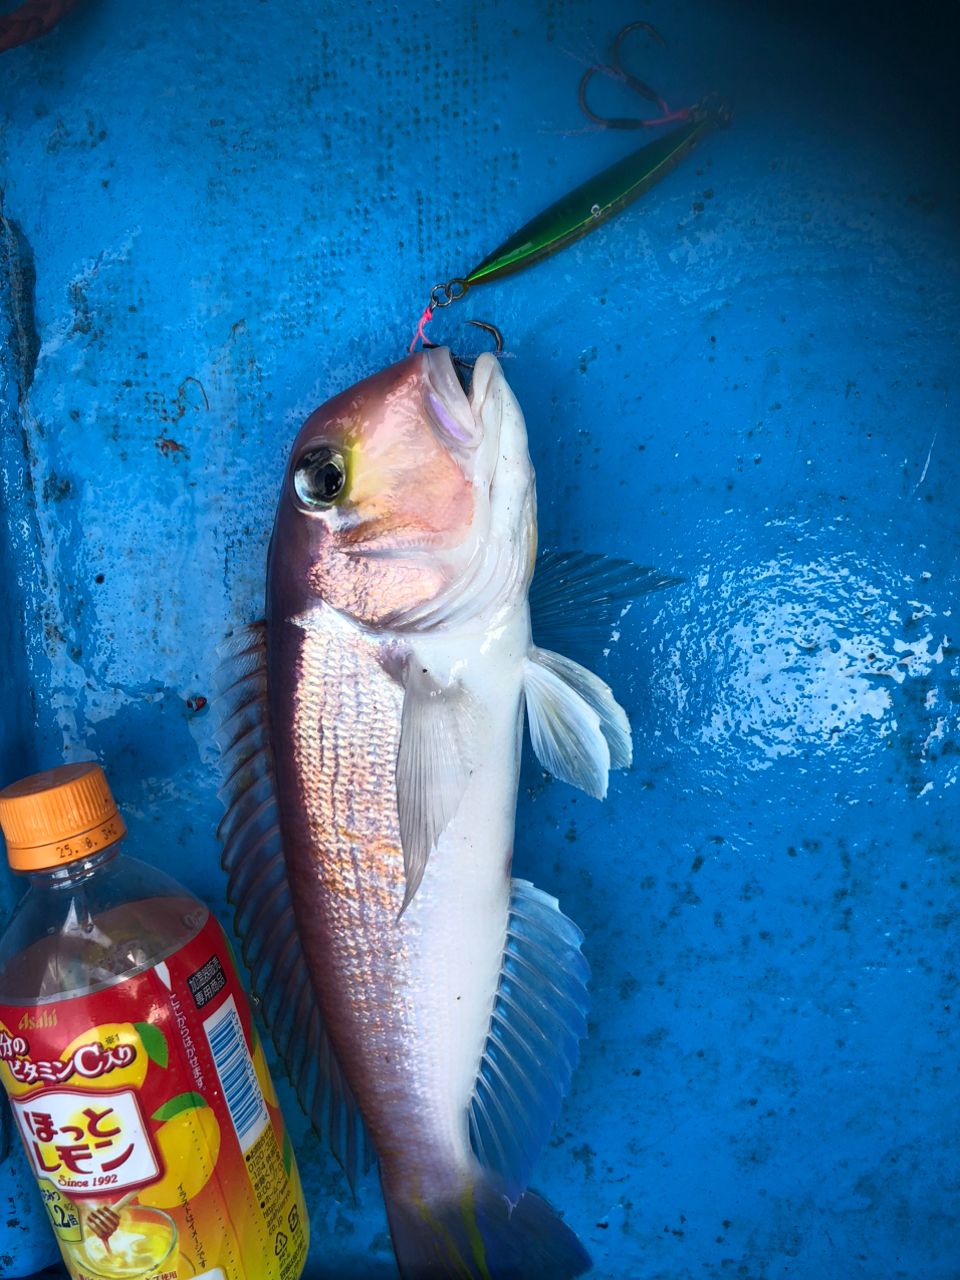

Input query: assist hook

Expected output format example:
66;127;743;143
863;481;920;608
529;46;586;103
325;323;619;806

578;20;693;130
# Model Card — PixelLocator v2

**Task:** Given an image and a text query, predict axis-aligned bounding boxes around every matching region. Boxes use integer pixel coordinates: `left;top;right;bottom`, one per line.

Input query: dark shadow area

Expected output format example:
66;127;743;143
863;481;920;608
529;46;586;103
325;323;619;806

729;0;960;140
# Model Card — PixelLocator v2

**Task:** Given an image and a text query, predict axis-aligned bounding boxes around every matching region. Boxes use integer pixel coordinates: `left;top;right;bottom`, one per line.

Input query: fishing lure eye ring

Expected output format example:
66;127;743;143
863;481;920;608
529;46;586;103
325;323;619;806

293;446;348;508
429;278;469;309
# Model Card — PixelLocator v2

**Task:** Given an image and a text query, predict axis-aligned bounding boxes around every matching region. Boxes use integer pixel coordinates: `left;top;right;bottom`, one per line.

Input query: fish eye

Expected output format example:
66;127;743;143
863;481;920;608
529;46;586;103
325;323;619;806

293;447;347;507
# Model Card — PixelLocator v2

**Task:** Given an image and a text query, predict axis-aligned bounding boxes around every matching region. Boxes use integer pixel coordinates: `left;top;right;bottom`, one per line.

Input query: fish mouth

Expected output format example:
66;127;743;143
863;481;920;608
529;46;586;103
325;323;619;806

421;345;509;462
467;351;501;421
422;346;480;450
372;346;532;630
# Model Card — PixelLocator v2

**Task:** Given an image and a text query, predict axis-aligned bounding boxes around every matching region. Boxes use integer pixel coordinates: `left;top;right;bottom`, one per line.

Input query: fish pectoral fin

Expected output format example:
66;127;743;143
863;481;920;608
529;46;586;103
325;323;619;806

396;664;474;913
214;622;372;1187
523;646;631;800
530;548;680;664
469;879;591;1205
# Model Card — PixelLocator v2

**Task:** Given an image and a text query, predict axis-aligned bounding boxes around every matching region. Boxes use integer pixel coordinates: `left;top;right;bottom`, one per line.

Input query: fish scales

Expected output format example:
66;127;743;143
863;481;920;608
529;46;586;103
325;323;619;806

275;614;518;1197
218;349;638;1276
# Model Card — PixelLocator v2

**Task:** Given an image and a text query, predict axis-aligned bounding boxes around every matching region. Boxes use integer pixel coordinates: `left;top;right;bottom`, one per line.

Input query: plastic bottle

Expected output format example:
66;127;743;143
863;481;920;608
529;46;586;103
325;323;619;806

0;762;309;1280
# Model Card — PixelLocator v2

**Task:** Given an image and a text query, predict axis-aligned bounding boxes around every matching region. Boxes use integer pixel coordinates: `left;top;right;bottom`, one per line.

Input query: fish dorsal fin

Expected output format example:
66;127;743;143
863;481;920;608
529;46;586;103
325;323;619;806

396;662;473;913
469;879;590;1204
214;622;371;1185
530;549;680;663
523;646;631;799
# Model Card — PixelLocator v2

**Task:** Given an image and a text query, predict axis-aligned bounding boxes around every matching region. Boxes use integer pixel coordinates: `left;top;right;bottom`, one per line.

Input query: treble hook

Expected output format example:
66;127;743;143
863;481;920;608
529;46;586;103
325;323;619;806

578;20;692;130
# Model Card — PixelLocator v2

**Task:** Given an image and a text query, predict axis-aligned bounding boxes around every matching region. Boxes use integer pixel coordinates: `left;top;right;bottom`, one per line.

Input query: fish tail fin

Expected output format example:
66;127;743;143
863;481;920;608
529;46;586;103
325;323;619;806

383;1175;591;1279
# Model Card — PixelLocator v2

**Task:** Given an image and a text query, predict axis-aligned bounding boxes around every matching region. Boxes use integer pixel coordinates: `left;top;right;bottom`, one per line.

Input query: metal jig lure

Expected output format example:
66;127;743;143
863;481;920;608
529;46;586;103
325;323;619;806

412;22;729;348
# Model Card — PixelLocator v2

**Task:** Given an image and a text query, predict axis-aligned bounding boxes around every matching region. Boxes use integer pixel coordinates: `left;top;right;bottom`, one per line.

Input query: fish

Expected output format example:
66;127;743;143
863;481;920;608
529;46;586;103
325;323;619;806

214;347;675;1278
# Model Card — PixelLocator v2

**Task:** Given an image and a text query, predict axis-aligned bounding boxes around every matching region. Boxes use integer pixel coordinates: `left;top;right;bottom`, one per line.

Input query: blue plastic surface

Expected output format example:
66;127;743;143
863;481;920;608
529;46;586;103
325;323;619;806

1;2;958;1277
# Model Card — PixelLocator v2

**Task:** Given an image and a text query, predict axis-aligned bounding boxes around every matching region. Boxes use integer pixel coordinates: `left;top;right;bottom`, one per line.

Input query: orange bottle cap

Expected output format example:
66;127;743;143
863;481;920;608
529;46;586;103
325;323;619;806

0;763;127;872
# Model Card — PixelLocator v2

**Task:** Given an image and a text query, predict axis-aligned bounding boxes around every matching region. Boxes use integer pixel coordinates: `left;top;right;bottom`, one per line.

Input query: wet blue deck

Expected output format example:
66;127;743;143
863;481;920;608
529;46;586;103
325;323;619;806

1;1;959;1276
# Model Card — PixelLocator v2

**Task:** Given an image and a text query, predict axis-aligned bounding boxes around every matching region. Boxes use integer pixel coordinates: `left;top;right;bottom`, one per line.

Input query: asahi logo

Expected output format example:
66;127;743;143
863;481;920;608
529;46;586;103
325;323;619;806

17;1009;57;1031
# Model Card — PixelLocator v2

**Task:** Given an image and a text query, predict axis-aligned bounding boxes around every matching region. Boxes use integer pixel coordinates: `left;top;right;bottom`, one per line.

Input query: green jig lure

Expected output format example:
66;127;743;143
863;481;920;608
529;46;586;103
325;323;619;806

413;21;729;344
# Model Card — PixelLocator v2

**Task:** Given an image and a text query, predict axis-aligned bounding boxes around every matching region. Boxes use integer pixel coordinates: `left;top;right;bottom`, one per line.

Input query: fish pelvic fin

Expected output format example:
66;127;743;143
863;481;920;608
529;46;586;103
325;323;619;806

525;548;678;794
213;621;373;1188
523;646;630;799
382;1176;591;1280
396;661;474;914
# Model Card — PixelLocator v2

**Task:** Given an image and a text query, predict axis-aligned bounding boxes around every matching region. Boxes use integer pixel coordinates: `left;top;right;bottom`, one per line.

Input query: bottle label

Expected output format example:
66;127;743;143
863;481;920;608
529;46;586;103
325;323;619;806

0;914;308;1280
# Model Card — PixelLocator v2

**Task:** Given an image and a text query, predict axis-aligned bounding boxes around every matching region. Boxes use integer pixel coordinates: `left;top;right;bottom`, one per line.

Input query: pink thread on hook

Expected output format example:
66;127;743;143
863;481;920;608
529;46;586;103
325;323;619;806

652;103;694;126
409;304;434;354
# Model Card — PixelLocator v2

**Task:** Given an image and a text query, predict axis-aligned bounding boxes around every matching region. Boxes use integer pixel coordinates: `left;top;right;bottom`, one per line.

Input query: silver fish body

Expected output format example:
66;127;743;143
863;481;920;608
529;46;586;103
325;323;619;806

268;603;528;1202
217;347;649;1278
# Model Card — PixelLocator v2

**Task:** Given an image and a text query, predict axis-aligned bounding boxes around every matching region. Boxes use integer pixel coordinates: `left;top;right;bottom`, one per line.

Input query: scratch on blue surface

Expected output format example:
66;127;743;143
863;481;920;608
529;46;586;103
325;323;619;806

0;195;39;403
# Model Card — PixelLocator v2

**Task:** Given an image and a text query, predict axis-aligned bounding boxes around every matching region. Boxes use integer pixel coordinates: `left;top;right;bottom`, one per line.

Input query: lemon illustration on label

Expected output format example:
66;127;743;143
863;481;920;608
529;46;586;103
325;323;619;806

63;1021;161;1092
139;1092;221;1209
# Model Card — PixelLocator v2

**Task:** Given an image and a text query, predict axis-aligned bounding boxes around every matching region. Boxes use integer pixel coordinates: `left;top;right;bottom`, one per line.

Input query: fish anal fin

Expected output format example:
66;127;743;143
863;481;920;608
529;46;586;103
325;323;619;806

469;879;590;1204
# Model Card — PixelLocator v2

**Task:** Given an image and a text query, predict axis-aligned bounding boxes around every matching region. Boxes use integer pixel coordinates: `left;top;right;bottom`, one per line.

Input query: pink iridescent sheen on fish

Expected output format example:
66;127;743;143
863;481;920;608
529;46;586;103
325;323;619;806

214;348;673;1278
